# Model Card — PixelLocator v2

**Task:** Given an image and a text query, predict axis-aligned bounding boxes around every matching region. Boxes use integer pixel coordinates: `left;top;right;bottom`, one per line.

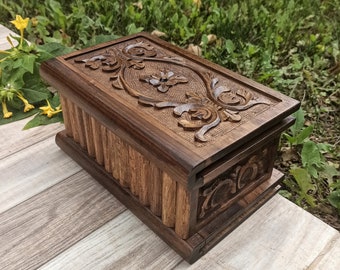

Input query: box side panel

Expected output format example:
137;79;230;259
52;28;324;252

60;94;193;239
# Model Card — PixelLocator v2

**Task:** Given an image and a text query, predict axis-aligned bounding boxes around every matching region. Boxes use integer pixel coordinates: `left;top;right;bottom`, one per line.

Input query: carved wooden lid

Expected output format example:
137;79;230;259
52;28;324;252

41;33;300;179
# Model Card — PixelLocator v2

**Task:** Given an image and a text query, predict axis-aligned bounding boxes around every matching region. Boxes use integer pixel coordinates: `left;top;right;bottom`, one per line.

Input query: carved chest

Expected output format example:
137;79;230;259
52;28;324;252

40;33;300;263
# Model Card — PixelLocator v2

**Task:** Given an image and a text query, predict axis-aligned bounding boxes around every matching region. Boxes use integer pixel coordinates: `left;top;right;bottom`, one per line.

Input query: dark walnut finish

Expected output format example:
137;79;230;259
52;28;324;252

40;32;300;263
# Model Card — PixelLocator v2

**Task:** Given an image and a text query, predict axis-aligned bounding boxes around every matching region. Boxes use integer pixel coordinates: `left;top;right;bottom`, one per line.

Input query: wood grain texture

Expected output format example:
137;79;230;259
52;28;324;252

309;235;340;269
174;195;340;270
0;136;81;214
0;170;125;270
175;183;191;239
39;211;182;270
162;172;177;227
0;117;63;159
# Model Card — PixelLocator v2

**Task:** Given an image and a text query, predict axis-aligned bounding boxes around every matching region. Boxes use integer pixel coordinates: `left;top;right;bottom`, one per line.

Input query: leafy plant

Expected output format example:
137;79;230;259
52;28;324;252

0;15;73;127
328;181;340;213
280;108;339;214
283;108;314;146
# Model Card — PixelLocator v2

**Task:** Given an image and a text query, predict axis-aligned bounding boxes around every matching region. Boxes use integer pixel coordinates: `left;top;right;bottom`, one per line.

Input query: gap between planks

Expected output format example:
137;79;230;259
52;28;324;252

0;135;82;214
0;170;126;270
0;117;64;160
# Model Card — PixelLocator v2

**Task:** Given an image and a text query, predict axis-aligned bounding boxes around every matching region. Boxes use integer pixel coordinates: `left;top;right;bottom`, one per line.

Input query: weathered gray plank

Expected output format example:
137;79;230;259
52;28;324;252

0;136;81;213
0;170;126;270
0;116;64;160
307;234;340;269
39;211;183;270
174;195;340;270
0;24;18;50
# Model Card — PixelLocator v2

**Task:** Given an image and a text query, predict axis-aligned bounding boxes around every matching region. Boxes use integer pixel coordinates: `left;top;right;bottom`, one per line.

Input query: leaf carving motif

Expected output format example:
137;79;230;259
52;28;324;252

74;39;270;142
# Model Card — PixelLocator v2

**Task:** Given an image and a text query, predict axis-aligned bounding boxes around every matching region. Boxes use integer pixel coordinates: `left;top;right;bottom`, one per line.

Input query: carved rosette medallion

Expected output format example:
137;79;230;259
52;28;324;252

74;39;271;142
197;145;275;221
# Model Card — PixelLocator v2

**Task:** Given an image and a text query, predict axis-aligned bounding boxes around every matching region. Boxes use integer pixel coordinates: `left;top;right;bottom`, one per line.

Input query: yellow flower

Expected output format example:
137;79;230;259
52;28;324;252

40;100;62;118
16;92;35;112
10;15;29;32
1;100;13;119
24;103;35;112
10;15;29;47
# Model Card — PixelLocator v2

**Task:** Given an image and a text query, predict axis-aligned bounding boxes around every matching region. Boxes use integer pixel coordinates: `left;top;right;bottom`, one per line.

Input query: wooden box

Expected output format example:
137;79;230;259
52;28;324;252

40;33;300;263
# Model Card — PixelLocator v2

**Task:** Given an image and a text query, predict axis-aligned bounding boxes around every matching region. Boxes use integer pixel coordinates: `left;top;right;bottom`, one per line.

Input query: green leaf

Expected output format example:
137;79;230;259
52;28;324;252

290;167;316;207
301;141;323;168
23;111;63;129
126;23;143;35
0;108;39;125
331;181;340;190
328;190;340;210
201;34;209;47
225;39;235;54
319;164;340;184
36;43;75;61
21;80;52;103
296;125;313;144
6;68;27;89
290;108;305;137
283;133;296;145
21;54;37;74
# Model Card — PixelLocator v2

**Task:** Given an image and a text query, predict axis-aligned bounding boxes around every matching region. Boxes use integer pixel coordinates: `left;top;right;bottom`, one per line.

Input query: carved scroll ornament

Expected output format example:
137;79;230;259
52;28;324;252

74;39;270;142
197;146;273;220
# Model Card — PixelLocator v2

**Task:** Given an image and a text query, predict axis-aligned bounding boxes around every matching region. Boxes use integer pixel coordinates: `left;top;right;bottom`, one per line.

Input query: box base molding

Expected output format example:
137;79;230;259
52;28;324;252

56;131;284;264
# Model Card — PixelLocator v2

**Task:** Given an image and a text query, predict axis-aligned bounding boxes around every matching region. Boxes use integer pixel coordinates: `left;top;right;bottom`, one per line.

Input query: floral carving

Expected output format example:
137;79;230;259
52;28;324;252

197;146;272;220
139;69;188;93
74;39;270;142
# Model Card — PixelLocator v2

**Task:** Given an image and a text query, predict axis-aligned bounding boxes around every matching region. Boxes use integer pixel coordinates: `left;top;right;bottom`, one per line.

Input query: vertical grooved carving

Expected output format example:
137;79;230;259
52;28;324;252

139;157;150;206
59;95;73;137
175;184;191;239
82;110;95;157
62;100;189;236
91;117;104;165
110;132;120;180
149;163;162;216
129;148;141;197
74;106;86;149
117;137;130;187
101;125;112;173
162;172;177;227
68;102;80;143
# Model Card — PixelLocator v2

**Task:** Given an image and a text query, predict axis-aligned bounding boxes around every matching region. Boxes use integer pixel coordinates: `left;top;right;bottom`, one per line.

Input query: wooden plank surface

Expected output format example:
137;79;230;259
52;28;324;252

174;195;340;270
39;211;183;270
0;171;126;270
308;235;340;270
0;117;64;159
0;135;81;214
0;24;339;270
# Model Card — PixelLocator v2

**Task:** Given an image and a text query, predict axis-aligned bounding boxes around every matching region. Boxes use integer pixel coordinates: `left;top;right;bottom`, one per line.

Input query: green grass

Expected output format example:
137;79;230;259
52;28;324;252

1;0;339;228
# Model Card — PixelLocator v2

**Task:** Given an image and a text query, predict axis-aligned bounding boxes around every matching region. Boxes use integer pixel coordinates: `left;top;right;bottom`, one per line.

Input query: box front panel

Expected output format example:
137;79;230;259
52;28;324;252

194;137;279;231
